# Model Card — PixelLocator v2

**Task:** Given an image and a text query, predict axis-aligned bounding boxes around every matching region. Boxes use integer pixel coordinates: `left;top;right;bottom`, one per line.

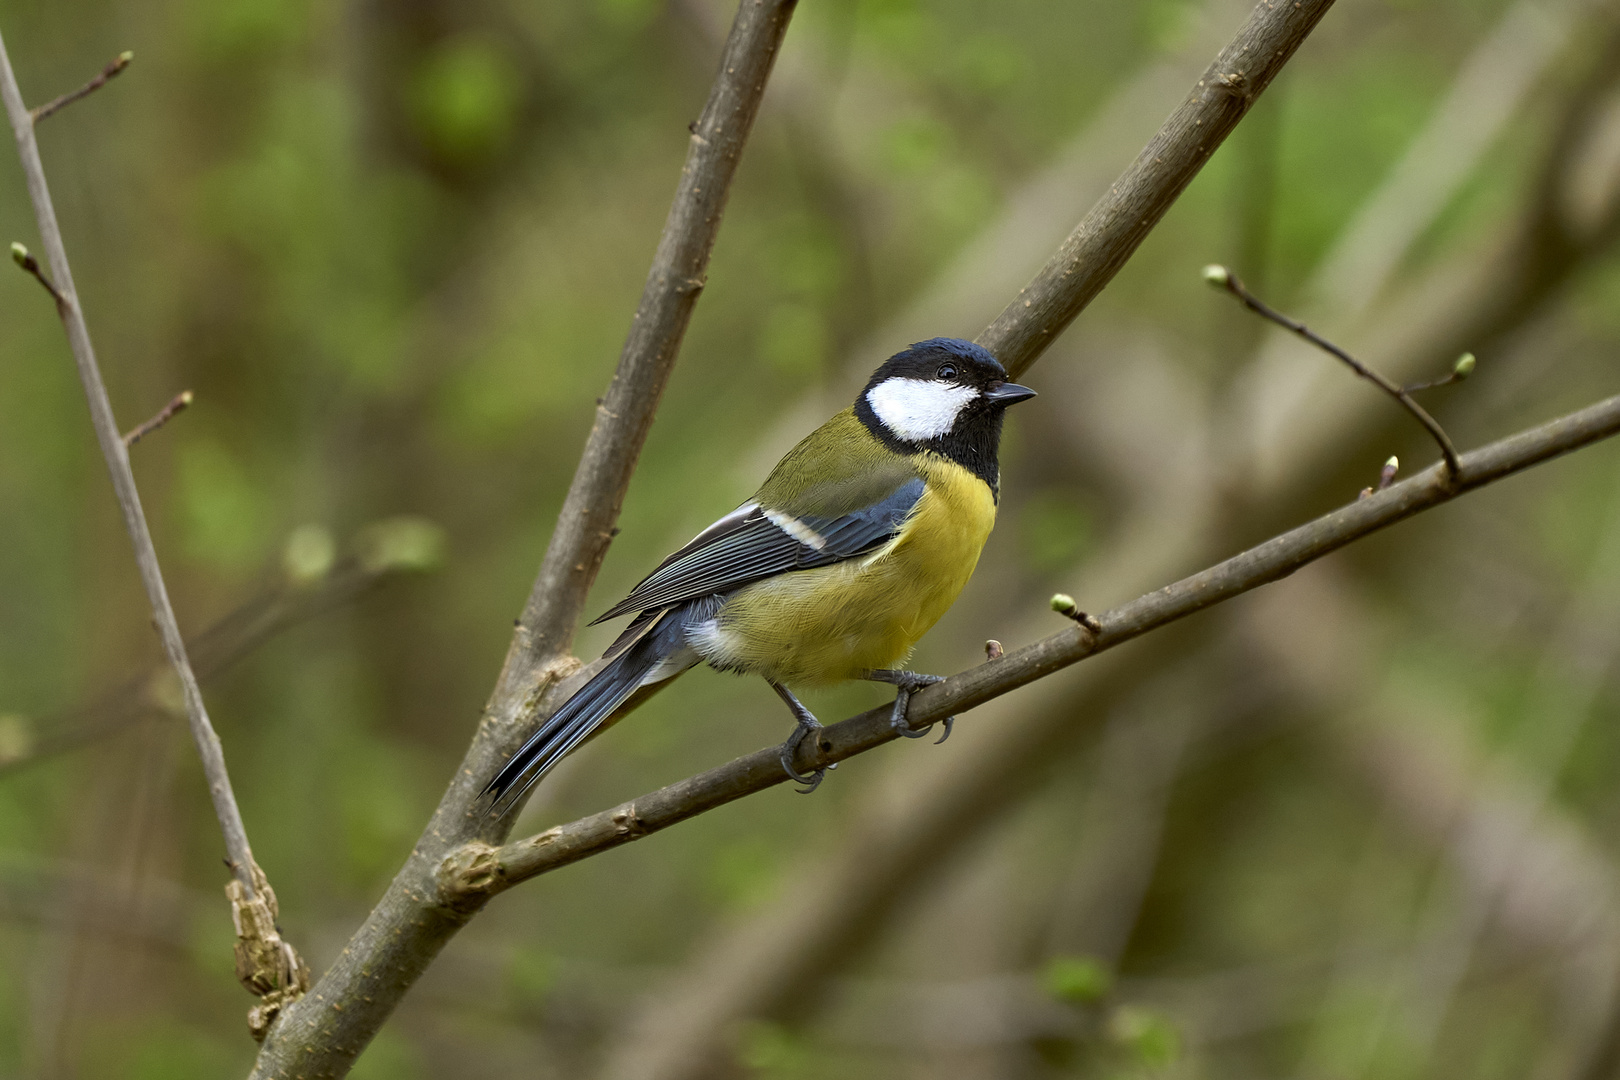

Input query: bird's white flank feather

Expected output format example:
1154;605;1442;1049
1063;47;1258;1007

866;378;978;441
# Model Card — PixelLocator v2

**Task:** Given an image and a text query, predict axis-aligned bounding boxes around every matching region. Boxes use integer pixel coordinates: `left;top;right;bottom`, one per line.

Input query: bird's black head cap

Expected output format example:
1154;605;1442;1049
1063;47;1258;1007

854;338;1035;496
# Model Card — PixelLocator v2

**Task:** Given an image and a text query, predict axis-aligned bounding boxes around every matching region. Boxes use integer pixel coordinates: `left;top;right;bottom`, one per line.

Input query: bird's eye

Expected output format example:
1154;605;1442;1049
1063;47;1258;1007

937;363;958;380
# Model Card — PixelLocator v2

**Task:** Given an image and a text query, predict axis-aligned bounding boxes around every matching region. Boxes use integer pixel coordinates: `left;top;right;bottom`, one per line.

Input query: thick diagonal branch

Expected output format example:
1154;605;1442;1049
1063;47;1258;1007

514;2;798;662
977;0;1338;378
247;2;797;1075
443;393;1620;898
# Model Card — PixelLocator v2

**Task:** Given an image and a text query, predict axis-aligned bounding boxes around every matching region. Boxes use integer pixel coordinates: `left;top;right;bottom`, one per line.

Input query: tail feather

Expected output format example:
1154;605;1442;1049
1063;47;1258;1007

482;597;718;813
482;647;656;810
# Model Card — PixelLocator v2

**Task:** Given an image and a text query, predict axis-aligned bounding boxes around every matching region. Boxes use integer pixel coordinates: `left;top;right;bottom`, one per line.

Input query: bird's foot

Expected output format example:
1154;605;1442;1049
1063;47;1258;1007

770;681;831;793
866;669;953;744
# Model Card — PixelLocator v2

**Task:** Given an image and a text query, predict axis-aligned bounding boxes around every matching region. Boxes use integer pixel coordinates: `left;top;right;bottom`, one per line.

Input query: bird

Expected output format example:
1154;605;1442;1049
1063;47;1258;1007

482;337;1035;810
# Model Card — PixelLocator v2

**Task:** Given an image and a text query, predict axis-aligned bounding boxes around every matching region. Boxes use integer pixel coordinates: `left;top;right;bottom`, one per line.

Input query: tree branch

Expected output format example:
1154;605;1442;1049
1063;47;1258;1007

442;392;1620;899
253;1;1340;1070
2;22;271;920
29;49;130;124
122;388;193;447
977;0;1338;379
247;2;798;1074
512;1;799;663
1206;265;1465;480
0;27;315;1038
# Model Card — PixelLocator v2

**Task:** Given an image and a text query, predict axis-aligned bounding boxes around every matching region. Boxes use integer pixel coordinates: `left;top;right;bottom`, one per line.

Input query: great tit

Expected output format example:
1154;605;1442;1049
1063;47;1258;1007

483;337;1035;807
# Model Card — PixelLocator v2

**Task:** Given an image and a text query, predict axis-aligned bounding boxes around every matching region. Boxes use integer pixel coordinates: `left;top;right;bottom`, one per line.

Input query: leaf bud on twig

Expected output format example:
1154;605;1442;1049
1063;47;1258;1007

1380;456;1399;488
1201;264;1230;287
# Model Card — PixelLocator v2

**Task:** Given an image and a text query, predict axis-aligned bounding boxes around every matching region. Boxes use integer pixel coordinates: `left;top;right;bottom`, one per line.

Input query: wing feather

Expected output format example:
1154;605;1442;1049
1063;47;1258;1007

591;477;925;623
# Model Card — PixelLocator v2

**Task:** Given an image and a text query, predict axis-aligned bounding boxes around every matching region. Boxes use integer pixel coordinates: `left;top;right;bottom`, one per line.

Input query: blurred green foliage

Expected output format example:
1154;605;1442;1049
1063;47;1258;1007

1044;954;1114;1005
3;0;1620;1077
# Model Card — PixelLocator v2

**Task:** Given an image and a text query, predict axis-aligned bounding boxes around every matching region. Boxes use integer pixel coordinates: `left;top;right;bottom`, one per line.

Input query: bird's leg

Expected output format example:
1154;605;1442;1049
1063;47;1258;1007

769;681;831;794
865;669;953;743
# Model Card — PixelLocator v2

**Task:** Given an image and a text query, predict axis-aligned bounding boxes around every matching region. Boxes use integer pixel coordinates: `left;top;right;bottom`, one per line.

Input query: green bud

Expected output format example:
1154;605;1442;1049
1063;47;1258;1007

1043;955;1112;1004
283;523;336;585
357;516;447;574
118;50;134;65
1050;593;1078;615
1107;1005;1180;1067
1453;352;1476;379
10;242;28;268
1384;456;1399;472
1201;264;1230;287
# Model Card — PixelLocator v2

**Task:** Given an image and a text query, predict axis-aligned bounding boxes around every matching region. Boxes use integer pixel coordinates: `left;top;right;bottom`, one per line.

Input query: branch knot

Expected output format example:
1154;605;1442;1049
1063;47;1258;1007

612;804;648;838
227;862;311;1041
437;841;510;911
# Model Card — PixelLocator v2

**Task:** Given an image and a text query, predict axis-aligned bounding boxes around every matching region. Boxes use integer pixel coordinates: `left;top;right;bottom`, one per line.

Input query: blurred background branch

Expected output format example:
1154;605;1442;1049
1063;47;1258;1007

0;519;443;778
4;0;1620;1077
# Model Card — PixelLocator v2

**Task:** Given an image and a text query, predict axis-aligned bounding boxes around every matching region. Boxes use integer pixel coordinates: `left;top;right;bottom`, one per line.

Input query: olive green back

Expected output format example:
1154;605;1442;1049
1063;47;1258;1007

754;408;922;519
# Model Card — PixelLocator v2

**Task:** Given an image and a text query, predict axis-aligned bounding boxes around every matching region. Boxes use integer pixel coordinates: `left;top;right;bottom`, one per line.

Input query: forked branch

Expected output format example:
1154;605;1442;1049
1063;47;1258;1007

1205;264;1468;479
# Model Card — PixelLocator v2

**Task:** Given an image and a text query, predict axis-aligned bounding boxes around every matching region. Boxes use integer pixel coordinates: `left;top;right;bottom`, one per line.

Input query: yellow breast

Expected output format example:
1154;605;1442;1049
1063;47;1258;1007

700;454;997;685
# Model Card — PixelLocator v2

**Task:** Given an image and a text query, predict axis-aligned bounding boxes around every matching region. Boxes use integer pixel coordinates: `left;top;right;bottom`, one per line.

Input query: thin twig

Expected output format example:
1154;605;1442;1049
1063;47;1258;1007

248;2;798;1072
0;26;308;1027
30;50;130;123
122;389;192;446
0;25;258;899
1402;352;1474;394
440;392;1620;898
9;240;65;306
1205;264;1464;481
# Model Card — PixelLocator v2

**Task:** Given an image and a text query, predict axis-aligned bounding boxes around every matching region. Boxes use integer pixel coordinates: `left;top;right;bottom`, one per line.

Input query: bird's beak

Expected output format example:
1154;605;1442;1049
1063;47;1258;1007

984;382;1037;405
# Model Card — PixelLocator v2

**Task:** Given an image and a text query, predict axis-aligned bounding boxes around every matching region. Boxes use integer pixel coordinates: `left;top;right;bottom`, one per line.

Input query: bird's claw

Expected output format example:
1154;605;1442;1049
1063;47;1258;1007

779;712;827;793
883;672;953;743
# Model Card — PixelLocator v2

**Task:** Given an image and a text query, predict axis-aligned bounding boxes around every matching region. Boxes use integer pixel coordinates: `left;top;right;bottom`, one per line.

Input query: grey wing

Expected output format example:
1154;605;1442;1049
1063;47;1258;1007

590;477;926;624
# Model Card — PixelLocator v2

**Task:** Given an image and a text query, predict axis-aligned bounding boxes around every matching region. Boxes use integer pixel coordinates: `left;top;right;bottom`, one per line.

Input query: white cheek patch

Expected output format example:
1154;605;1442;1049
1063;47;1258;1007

866;378;978;441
